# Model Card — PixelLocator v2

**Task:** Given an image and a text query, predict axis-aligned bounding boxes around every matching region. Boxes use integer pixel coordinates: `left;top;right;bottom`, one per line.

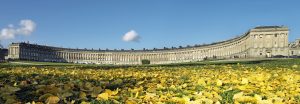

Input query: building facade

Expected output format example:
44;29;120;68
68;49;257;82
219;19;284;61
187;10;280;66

289;39;300;57
7;26;293;65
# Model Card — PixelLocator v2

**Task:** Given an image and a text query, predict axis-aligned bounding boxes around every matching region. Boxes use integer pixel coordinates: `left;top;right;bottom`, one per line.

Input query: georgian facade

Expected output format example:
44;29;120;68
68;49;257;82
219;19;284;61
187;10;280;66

7;26;292;65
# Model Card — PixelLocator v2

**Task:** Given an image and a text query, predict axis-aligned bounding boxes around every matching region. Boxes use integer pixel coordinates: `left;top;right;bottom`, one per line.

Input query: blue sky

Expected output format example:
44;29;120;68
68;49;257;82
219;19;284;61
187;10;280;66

0;0;300;49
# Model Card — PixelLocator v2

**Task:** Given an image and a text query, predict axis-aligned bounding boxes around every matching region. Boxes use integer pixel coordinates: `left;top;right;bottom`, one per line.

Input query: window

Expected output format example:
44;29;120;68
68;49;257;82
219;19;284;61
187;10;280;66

260;53;262;55
275;34;278;37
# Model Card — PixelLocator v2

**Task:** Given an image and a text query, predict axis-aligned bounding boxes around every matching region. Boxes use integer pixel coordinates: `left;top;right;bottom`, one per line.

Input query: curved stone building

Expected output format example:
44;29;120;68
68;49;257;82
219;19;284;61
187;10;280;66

7;26;291;64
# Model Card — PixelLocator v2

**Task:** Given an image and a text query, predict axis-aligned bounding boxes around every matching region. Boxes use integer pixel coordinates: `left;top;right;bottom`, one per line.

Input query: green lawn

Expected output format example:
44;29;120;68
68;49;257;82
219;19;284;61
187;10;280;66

1;58;300;69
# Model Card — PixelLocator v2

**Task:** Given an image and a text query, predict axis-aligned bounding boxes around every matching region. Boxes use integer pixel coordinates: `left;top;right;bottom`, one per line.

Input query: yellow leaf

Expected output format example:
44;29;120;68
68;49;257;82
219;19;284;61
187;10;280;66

135;92;139;98
292;64;298;68
125;100;136;104
233;92;243;100
276;91;285;97
111;88;119;95
197;79;206;85
97;93;109;100
241;78;248;85
45;96;60;104
216;80;223;86
80;101;90;104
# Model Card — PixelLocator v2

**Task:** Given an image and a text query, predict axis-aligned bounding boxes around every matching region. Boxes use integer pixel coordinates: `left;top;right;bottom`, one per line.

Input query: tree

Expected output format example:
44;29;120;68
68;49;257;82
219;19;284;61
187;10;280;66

0;42;3;48
141;59;150;65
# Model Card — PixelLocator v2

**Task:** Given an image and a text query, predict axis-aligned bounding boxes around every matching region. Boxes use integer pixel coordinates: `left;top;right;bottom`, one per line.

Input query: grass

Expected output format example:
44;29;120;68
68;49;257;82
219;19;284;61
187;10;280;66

1;58;300;69
220;89;241;104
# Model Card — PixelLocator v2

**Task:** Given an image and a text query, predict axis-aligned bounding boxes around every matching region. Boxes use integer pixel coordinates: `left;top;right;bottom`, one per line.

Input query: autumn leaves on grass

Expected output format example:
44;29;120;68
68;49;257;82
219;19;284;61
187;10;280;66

0;65;300;103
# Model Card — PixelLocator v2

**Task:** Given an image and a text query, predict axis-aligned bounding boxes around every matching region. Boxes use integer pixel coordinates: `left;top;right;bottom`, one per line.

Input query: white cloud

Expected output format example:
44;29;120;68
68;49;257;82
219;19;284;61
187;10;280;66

0;19;36;40
122;30;140;42
1;28;16;40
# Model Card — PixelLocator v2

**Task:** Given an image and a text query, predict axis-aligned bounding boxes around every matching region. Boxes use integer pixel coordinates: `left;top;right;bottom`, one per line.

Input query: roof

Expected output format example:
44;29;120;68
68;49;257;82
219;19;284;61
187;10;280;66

254;26;283;29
